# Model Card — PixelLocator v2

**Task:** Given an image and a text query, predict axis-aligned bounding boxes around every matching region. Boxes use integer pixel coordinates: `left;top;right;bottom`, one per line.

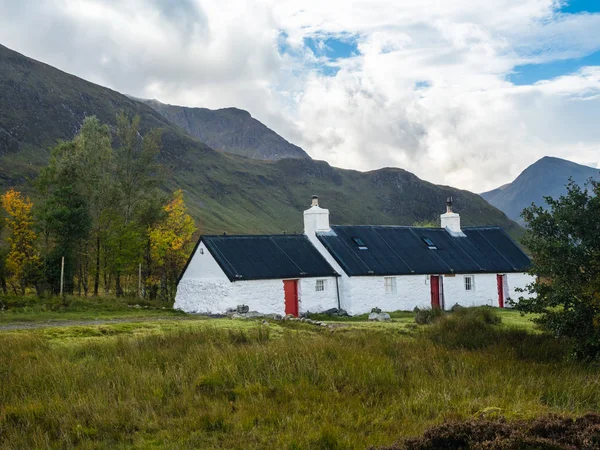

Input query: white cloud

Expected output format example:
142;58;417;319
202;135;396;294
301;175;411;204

0;0;599;191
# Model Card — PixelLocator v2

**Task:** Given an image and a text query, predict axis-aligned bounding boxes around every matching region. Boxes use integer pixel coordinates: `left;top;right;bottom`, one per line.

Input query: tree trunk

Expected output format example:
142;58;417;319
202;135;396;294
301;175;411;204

115;272;123;297
77;262;82;297
143;237;152;299
94;235;100;296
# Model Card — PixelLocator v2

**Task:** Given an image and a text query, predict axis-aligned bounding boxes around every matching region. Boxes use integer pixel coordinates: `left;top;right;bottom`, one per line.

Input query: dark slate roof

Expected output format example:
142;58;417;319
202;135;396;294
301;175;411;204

316;225;531;276
196;234;339;282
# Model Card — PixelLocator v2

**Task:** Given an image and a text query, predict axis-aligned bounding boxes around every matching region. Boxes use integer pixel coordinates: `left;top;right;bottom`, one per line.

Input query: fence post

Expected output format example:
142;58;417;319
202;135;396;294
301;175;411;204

60;256;65;296
138;263;142;298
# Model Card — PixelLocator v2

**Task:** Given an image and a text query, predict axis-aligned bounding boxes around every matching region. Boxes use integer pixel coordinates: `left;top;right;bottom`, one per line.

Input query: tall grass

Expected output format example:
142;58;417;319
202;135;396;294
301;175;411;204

0;321;599;449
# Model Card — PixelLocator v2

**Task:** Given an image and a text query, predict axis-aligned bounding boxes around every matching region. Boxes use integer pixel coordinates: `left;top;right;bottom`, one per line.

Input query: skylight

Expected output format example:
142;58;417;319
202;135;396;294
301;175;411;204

352;237;368;250
421;237;437;250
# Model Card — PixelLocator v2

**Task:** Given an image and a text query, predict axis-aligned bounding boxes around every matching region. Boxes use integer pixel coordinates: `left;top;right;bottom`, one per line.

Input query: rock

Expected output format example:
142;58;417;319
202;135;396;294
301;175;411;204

368;312;391;322
371;307;382;314
262;320;269;326
337;309;349;317
245;311;264;319
231;313;243;319
283;314;295;321
323;308;339;315
236;304;250;314
320;323;329;327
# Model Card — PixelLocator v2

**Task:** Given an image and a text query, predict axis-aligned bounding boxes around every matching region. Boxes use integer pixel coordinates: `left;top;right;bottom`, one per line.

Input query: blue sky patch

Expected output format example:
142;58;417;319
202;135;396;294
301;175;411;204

508;50;600;85
304;35;359;60
559;0;600;14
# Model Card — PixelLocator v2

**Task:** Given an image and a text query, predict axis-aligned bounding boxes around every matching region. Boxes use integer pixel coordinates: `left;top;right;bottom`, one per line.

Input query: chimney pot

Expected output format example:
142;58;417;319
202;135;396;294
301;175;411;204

446;196;453;213
311;195;319;207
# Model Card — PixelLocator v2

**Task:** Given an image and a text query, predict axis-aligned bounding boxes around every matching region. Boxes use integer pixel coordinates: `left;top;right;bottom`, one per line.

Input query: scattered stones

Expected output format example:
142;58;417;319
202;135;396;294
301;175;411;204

320;308;349;317
236;304;250;314
368;312;391;322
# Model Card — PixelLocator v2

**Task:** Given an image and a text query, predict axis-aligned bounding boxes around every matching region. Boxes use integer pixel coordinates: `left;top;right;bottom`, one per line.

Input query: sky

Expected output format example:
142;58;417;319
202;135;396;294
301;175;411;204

0;0;599;192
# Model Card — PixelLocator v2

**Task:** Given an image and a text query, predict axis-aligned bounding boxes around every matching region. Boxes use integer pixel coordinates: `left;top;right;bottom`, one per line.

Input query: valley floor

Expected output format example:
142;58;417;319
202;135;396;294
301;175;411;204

0;297;598;449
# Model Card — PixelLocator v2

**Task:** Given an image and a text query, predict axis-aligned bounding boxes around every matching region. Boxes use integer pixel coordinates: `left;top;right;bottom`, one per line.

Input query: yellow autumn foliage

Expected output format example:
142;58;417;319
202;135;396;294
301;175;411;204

1;189;40;291
149;190;196;271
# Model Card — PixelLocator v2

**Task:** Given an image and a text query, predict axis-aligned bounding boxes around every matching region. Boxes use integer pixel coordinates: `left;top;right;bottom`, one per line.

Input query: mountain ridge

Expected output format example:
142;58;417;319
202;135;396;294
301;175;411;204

142;99;310;161
0;43;522;238
480;156;600;224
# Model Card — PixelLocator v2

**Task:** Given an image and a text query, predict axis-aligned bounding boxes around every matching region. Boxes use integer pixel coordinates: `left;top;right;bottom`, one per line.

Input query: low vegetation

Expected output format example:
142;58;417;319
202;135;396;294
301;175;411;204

1;305;599;449
377;414;600;450
0;295;186;324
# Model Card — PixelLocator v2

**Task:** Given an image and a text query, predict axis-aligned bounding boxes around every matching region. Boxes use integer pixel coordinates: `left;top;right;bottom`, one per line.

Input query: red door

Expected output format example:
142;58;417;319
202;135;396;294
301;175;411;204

283;280;299;317
430;275;440;309
497;274;505;308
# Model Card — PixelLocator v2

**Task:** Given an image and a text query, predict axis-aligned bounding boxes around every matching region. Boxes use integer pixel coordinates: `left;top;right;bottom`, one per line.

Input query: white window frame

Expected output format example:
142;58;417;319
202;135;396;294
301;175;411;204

384;277;397;294
464;275;474;291
315;279;326;292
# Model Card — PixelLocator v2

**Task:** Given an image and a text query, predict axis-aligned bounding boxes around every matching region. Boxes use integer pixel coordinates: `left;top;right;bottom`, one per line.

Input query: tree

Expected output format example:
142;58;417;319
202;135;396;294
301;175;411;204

110;112;163;296
37;141;92;294
75;117;114;296
516;178;600;360
1;189;41;294
149;190;196;301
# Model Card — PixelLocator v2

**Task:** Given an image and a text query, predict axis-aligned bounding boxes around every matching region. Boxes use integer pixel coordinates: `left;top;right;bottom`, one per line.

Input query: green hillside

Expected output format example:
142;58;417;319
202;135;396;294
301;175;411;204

0;44;521;237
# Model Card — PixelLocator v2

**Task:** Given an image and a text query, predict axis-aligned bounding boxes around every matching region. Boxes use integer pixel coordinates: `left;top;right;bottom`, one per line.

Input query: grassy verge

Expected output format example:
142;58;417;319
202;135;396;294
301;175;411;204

0;295;185;323
0;308;597;449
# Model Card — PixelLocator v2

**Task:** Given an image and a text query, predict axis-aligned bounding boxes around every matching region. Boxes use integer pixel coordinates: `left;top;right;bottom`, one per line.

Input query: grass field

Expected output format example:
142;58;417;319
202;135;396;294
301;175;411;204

0;298;598;449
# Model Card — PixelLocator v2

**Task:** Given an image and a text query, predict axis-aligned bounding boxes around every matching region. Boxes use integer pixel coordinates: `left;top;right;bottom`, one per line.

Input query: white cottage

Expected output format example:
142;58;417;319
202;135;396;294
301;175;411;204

175;196;533;316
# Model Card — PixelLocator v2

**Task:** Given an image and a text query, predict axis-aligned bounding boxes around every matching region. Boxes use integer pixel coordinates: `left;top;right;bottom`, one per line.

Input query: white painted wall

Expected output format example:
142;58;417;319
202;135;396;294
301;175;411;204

175;241;339;314
343;272;535;315
299;277;339;313
180;242;229;281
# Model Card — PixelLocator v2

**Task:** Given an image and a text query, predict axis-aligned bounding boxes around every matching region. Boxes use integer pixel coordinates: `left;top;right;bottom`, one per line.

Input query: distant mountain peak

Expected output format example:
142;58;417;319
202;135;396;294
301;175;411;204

481;157;600;224
141;99;309;161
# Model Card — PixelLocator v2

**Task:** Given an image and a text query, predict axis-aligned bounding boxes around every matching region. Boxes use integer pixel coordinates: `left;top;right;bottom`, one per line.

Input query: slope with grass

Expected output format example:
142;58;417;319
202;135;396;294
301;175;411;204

0;43;521;237
0;306;598;449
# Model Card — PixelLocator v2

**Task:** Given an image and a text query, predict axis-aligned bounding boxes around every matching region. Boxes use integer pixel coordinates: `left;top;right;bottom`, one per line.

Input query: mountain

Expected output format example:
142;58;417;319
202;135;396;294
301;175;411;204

0;43;521;237
142;99;309;161
481;157;600;224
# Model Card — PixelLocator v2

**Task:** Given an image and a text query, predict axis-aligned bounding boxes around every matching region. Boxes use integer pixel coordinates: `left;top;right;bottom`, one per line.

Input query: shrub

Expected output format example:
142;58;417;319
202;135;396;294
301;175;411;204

414;307;444;325
376;414;600;450
426;307;502;349
452;306;501;325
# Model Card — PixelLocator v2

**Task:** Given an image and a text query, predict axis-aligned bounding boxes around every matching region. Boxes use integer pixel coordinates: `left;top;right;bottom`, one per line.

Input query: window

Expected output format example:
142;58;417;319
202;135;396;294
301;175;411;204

384;277;397;293
352;237;368;250
464;276;474;291
315;279;326;292
421;237;437;250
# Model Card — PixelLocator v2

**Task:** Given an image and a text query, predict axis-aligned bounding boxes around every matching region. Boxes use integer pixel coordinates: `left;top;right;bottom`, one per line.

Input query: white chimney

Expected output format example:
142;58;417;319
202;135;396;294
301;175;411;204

441;197;465;236
303;195;331;235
